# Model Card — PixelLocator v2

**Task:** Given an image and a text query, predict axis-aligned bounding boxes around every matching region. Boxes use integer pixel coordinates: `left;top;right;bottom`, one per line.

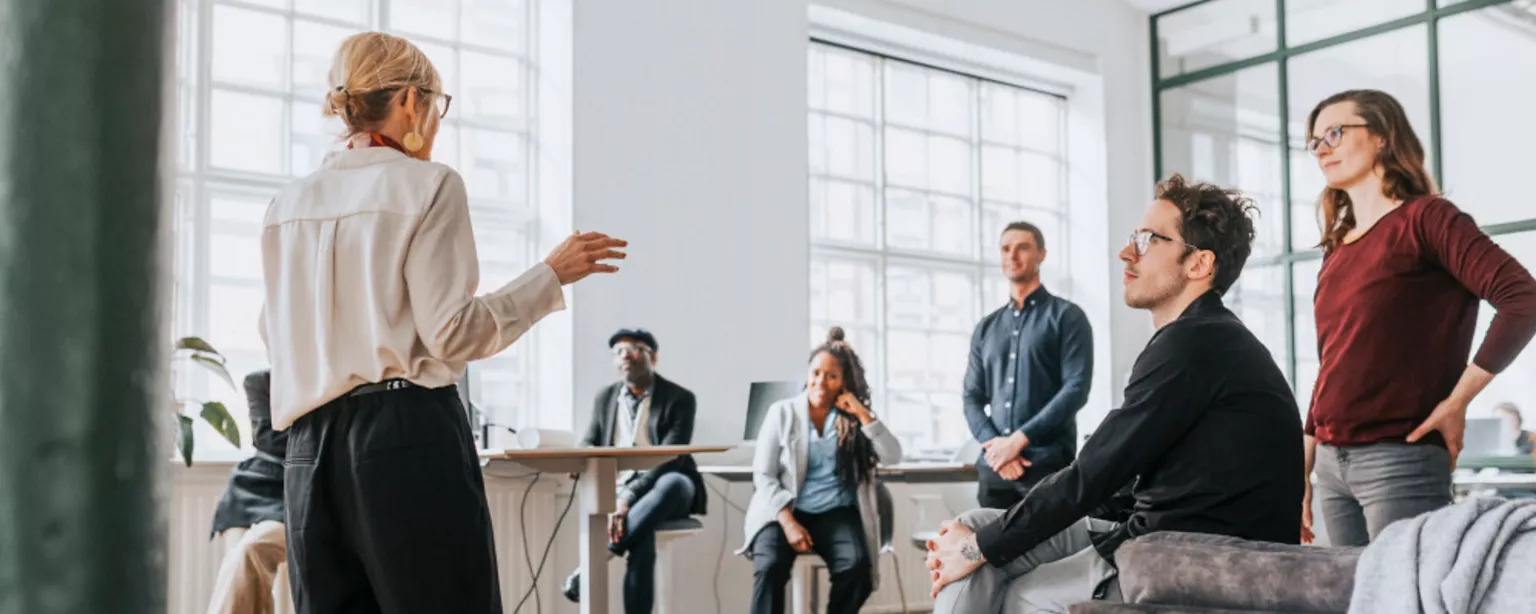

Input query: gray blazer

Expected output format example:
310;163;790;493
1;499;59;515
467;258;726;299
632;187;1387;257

737;393;903;589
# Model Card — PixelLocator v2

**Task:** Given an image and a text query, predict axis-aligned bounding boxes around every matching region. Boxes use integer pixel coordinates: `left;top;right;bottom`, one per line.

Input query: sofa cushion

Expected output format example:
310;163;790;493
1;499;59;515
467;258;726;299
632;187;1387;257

1115;532;1360;613
1070;603;1301;614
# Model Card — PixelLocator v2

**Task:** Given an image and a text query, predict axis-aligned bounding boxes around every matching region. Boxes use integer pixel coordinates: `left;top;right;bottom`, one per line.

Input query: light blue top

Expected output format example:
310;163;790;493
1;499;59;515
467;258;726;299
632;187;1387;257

795;406;857;514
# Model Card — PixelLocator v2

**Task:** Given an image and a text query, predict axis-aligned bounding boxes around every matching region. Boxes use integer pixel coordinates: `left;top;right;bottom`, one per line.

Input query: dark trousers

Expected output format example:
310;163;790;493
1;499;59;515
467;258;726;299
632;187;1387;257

611;472;696;614
749;506;872;614
283;384;501;614
976;456;1062;509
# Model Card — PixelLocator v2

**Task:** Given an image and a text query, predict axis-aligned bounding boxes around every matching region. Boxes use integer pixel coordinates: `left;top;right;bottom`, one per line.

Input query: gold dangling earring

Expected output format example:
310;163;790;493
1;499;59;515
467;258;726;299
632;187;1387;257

402;126;424;153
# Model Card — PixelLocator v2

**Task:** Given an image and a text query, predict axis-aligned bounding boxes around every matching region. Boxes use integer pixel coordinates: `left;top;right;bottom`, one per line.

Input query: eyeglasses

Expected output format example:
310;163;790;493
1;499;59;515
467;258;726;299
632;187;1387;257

612;343;653;357
417;88;453;119
1127;229;1200;257
1306;124;1369;155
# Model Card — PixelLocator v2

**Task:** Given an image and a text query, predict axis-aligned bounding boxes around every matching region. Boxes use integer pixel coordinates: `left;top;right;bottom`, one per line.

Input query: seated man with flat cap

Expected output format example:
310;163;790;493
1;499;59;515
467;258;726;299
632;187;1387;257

563;328;706;613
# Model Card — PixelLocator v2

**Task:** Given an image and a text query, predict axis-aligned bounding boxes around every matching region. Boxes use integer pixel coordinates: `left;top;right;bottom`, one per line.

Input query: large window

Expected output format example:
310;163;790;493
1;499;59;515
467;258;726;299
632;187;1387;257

172;0;557;455
1153;0;1536;420
807;41;1070;455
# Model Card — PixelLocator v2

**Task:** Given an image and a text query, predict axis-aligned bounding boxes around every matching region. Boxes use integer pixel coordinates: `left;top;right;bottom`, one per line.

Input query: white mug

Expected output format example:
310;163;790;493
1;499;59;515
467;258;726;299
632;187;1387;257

516;428;576;449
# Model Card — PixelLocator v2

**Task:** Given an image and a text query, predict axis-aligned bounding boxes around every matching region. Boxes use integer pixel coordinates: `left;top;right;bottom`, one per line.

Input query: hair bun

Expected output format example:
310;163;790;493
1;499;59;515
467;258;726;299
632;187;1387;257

826;327;846;343
323;88;350;119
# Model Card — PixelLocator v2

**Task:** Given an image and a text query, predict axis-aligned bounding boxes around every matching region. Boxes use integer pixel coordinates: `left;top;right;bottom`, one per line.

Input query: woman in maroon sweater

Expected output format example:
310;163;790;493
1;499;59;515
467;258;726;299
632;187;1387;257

1302;89;1536;546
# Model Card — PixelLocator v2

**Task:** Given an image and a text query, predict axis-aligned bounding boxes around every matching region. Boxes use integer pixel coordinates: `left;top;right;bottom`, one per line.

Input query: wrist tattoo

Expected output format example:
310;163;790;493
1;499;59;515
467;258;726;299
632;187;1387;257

960;538;983;563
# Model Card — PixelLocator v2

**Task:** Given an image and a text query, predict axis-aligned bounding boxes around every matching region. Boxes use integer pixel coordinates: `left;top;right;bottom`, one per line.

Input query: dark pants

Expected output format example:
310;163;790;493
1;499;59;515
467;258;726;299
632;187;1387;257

750;506;871;614
976;456;1062;509
283;384;501;614
612;472;696;614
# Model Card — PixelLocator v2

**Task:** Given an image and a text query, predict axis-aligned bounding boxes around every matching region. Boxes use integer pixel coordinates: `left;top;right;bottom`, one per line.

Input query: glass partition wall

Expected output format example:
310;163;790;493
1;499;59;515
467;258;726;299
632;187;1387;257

1152;0;1536;420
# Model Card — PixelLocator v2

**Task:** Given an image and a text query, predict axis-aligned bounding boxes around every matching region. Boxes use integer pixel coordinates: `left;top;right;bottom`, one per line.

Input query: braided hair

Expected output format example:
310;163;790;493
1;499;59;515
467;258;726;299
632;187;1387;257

810;327;880;490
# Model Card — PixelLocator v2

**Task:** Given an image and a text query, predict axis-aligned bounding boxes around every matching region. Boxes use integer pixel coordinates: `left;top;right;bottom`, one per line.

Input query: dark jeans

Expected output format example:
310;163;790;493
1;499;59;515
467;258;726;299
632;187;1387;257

612;472;695;614
283;384;501;614
976;455;1062;509
749;506;871;614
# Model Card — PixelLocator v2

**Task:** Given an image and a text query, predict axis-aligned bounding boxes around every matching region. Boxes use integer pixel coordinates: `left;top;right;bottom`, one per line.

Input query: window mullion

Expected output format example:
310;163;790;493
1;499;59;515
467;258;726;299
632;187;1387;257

809;40;1069;454
874;55;890;414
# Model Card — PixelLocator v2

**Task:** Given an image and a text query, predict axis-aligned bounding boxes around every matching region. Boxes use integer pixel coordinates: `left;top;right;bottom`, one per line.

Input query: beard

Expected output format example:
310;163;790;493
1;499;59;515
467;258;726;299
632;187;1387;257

622;363;654;387
1123;273;1182;310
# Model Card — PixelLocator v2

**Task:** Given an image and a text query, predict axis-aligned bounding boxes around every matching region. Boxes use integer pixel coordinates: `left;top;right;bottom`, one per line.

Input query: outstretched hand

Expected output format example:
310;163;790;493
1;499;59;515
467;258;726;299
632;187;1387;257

544;231;627;285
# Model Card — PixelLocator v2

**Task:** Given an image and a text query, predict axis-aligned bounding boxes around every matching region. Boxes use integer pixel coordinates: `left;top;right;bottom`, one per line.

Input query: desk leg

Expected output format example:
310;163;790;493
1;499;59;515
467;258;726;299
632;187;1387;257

579;457;617;614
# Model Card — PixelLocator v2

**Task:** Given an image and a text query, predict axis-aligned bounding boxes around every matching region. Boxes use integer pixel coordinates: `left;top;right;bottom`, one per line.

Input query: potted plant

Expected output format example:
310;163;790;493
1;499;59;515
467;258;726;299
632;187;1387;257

174;336;241;466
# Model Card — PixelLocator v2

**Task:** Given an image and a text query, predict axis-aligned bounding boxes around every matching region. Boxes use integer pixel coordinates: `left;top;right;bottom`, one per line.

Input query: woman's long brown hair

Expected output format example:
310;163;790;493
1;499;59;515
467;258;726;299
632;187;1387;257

1307;89;1437;251
810;327;879;490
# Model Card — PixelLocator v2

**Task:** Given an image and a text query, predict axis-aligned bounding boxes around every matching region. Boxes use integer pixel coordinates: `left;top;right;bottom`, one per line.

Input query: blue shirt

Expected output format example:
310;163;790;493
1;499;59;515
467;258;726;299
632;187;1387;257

795;407;856;513
963;286;1093;469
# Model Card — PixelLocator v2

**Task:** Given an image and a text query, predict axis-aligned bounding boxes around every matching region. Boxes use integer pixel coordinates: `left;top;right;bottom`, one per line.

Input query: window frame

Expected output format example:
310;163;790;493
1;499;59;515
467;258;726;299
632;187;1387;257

171;0;563;458
807;38;1073;457
1151;0;1536;415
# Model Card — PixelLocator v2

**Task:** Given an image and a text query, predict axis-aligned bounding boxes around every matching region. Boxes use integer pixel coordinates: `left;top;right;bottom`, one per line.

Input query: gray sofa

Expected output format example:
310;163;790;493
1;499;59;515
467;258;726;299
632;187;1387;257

1069;532;1362;614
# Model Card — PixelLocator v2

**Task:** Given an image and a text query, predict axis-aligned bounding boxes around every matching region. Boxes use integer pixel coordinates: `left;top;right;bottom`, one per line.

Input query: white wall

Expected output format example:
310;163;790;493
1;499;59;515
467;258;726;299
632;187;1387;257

569;0;1155;453
566;0;1153;612
571;0;811;447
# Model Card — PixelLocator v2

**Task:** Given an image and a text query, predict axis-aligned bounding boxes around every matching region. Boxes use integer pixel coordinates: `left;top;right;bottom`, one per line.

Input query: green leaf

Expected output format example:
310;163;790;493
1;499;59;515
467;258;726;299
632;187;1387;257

200;401;242;449
190;354;236;391
175;336;220;355
177;415;194;467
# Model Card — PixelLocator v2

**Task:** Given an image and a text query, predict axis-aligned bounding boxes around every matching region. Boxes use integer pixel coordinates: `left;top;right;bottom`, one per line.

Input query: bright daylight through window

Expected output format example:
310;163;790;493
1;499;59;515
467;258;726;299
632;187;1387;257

171;0;548;455
807;41;1070;456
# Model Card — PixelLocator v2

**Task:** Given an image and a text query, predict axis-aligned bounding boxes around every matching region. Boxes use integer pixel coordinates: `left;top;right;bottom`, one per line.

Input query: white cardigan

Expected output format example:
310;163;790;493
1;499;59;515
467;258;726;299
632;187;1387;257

737;393;903;589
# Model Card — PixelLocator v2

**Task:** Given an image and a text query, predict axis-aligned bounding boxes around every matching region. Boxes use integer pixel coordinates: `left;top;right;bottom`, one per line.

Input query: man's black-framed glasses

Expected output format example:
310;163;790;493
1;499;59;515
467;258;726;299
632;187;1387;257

1128;229;1200;257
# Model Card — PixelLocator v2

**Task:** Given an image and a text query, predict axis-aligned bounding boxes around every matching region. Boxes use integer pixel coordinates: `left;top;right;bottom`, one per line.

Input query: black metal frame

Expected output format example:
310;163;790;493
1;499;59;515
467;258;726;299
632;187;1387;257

1150;0;1534;385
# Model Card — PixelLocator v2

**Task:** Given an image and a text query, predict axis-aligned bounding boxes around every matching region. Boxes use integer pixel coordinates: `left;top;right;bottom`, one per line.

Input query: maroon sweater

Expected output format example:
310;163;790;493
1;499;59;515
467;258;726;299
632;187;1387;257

1308;196;1536;447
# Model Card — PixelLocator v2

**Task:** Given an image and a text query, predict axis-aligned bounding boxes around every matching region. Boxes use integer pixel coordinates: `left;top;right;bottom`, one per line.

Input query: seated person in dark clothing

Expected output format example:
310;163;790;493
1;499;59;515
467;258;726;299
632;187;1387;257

563;328;706;613
207;370;291;614
924;176;1305;614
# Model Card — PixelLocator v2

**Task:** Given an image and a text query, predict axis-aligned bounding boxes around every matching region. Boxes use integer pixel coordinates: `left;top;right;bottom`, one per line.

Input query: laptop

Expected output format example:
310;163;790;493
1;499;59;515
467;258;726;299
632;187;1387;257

743;381;803;441
1463;417;1513;457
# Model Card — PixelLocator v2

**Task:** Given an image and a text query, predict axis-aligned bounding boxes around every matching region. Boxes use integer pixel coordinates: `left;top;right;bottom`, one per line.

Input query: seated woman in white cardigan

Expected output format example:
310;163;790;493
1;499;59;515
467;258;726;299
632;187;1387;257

738;327;903;614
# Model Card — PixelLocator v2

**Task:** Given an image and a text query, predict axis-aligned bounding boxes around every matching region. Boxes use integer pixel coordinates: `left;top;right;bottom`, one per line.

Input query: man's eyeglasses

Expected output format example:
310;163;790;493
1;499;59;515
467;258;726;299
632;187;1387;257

612;343;652;357
1306;124;1368;155
1127;229;1200;257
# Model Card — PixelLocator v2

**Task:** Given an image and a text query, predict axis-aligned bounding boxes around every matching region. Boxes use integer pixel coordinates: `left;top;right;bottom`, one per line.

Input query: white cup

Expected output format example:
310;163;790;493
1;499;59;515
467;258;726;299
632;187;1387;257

516;428;576;449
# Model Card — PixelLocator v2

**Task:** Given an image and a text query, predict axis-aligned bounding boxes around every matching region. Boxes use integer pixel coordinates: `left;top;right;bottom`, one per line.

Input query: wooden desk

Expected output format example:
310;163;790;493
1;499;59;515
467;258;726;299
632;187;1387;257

479;445;731;614
698;462;977;484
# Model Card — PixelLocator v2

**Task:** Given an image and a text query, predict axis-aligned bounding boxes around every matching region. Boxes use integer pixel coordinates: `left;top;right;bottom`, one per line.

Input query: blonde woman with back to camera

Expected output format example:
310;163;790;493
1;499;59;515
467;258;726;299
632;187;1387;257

260;32;625;613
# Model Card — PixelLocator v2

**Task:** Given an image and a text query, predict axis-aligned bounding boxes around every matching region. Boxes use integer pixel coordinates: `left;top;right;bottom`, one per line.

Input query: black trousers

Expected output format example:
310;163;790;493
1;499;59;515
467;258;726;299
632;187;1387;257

976;456;1064;509
749;506;871;614
283;383;501;614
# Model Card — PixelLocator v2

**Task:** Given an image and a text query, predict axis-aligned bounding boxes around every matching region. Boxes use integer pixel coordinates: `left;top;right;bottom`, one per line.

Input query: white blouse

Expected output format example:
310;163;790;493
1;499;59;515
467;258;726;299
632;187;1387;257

260;145;564;429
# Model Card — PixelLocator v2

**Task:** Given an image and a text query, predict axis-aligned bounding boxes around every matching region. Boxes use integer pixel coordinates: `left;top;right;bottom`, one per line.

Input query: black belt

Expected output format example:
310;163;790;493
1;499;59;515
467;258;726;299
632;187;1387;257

348;379;417;397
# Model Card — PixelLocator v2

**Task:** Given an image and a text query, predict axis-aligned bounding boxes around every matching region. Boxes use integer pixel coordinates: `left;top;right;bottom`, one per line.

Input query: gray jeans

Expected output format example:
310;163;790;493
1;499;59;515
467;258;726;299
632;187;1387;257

933;509;1121;614
1314;442;1453;547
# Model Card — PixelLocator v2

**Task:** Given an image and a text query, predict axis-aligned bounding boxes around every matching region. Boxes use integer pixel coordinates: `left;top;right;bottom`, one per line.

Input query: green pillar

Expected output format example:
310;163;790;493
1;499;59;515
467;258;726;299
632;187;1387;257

0;1;171;613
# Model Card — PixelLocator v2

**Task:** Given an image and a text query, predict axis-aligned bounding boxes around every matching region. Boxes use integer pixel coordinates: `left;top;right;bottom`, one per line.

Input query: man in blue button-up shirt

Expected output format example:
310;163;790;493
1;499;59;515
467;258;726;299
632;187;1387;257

964;222;1093;508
